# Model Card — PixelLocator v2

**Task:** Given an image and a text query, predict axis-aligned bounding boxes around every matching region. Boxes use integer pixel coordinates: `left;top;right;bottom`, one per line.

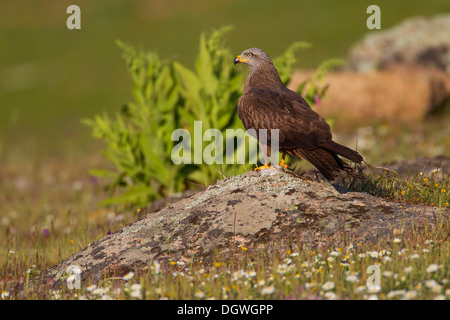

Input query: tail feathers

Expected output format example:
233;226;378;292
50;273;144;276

291;148;362;181
321;141;363;164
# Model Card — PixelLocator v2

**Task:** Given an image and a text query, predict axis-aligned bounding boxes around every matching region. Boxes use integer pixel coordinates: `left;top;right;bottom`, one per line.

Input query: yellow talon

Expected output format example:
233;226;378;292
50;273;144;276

279;158;288;169
254;163;274;172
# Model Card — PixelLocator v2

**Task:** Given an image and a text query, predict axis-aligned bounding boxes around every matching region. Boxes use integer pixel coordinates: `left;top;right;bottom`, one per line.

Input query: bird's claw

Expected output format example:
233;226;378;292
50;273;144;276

254;163;274;172
279;159;288;169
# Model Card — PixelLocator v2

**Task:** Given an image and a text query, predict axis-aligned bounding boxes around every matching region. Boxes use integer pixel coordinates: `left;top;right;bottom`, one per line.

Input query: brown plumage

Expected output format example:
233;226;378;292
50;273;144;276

234;48;363;181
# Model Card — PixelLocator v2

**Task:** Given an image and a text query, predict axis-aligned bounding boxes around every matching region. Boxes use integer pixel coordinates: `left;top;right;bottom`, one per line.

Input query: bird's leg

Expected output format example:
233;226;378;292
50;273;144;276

254;142;275;171
254;163;273;172
279;152;288;169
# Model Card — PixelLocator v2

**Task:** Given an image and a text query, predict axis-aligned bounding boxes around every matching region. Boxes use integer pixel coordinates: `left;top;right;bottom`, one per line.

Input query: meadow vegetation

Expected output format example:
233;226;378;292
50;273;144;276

6;219;449;300
0;1;449;300
1;33;448;298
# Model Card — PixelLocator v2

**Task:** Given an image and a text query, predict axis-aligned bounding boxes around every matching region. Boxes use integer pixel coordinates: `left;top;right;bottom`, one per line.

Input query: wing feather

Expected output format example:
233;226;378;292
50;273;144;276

237;87;332;150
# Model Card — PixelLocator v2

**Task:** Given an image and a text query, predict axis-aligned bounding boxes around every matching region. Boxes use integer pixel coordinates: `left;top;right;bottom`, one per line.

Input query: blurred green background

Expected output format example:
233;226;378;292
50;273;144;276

1;0;448;158
1;1;449;282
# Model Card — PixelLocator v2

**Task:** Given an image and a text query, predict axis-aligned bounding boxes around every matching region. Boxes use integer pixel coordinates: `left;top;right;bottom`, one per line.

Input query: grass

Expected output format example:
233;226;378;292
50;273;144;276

1;1;449;300
342;168;450;209
337;113;450;210
0;150;135;291
4;215;448;300
1;101;449;301
0;118;449;299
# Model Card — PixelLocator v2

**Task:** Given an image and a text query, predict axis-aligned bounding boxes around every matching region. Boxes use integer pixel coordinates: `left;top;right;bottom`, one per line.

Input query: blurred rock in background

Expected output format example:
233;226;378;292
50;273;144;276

347;14;450;75
289;65;450;127
289;14;450;128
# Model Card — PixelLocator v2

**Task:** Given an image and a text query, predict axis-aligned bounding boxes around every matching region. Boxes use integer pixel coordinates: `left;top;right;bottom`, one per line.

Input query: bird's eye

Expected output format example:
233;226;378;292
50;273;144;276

246;53;253;58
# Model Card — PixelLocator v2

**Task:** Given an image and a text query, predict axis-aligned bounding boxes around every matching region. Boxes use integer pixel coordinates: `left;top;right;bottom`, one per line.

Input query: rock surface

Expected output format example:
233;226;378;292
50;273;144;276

347;14;450;74
41;168;445;289
289;65;450;126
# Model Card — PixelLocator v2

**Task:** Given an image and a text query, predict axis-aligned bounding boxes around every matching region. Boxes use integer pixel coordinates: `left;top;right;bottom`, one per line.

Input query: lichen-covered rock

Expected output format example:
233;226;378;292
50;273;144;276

347;14;450;74
40;168;445;289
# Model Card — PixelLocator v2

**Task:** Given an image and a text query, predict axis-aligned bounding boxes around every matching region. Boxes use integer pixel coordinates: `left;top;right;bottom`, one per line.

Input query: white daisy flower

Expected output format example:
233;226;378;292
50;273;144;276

402;290;417;300
426;264;439;273
122;272;135;281
322;281;335;291
346;274;359;283
86;284;97;292
383;271;393;278
130;284;142;291
261;285;275;295
431;285;442;293
324;292;337;300
425;280;437;288
367;285;381;293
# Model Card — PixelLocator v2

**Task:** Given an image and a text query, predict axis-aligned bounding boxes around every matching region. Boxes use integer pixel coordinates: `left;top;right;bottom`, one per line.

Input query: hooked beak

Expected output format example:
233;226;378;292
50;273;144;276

234;55;249;66
234;55;241;66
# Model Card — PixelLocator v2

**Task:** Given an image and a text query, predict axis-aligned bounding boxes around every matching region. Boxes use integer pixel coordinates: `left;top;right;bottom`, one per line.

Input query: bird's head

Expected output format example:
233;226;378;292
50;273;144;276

234;48;272;69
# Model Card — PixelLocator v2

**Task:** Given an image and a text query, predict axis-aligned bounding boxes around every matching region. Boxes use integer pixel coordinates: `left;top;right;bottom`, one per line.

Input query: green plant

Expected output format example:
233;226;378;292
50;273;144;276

82;42;183;206
172;26;246;185
341;168;450;209
83;27;335;208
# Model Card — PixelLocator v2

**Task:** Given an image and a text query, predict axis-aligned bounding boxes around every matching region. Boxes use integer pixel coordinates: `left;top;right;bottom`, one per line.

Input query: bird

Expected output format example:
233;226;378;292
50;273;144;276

234;47;363;181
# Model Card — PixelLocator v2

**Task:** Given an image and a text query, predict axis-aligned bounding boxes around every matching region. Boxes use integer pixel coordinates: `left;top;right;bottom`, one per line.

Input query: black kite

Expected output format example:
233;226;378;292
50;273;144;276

234;48;363;181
